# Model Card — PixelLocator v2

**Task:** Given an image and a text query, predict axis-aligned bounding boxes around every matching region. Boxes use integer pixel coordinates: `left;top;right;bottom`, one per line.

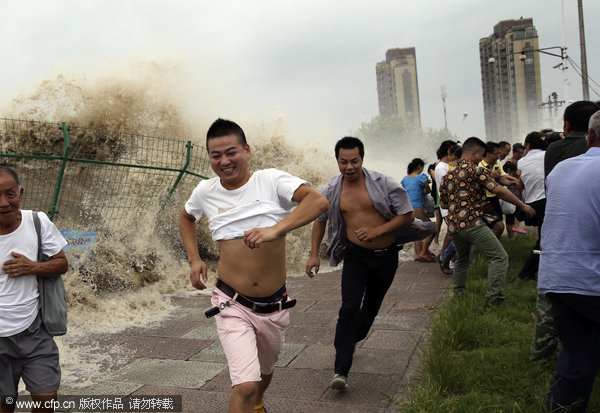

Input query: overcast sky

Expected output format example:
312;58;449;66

1;0;598;144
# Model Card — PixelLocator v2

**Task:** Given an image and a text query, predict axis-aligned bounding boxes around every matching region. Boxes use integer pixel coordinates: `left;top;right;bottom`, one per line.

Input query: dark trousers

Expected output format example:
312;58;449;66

334;242;398;376
518;198;546;279
546;293;600;412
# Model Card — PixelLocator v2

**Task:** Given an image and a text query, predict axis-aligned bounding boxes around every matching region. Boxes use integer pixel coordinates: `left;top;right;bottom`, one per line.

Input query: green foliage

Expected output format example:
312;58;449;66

400;234;600;412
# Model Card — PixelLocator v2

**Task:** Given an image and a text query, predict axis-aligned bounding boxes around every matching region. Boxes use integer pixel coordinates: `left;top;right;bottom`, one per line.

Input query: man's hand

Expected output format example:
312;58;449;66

243;227;281;249
305;256;320;278
521;204;536;218
189;257;208;290
491;168;501;179
355;227;381;243
3;252;37;278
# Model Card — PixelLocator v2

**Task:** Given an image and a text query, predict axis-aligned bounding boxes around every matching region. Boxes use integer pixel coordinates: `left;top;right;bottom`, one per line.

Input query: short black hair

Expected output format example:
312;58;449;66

512;143;525;152
335;137;364;159
503;161;517;173
462;137;486;154
0;166;20;187
498;141;510;149
436;140;461;160
524;131;547;150
206;118;247;151
564;101;600;132
407;158;425;175
484;141;500;156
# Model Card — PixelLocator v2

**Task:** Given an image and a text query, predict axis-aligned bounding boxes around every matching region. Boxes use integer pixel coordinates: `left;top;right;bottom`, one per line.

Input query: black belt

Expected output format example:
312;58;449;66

205;279;296;318
346;241;403;258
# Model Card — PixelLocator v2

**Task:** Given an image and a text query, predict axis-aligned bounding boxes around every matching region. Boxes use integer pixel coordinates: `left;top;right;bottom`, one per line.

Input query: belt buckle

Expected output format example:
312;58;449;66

251;301;269;312
372;248;386;257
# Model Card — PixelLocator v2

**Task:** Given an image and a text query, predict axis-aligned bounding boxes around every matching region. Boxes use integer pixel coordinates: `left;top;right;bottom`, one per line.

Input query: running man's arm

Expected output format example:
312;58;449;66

492;185;535;217
355;211;415;243
179;209;208;290
306;219;326;277
244;184;329;249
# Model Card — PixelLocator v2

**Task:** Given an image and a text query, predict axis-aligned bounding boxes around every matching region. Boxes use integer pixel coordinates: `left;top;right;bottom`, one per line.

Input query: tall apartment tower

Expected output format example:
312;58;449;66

479;18;543;141
376;47;421;127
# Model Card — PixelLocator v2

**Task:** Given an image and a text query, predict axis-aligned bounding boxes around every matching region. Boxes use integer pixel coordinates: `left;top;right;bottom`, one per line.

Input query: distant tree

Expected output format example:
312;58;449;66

351;116;461;169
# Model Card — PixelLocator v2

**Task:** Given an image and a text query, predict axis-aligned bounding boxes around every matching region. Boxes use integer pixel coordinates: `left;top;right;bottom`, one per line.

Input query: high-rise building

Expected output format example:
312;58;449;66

479;18;543;141
376;47;421;127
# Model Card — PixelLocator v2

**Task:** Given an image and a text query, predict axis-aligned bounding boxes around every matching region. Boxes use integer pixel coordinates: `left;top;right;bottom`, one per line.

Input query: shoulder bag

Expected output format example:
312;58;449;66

33;211;68;336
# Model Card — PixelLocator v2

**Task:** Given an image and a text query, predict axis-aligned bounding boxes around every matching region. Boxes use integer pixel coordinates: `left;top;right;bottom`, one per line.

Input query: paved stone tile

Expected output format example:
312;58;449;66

262;398;388;413
61;381;144;396
170;307;215;322
189;342;305;368
123;321;200;338
288;344;334;370
267;367;332;400
169;295;212;309
284;325;335;346
188;341;226;363
320;372;402;406
94;335;213;360
352;347;412;375
372;312;430;331
304;299;341;312
180;323;218;340
131;386;230;413
112;358;226;389
289;311;337;327
362;329;423;351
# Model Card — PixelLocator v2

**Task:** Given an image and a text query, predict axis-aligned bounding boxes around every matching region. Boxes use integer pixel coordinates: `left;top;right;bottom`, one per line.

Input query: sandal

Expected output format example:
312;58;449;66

437;255;452;275
512;227;528;234
415;256;434;262
426;250;436;257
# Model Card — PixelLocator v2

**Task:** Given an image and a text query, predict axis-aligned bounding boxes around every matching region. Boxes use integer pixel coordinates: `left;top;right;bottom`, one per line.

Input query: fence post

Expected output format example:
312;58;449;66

49;122;71;221
161;140;193;209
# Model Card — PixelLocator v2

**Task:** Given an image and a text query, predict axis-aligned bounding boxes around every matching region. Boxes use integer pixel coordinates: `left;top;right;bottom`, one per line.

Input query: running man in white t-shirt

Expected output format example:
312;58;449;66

0;166;68;413
179;119;328;413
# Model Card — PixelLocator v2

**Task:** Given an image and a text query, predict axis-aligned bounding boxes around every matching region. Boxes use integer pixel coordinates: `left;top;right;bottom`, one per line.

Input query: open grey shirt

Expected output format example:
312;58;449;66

317;168;424;266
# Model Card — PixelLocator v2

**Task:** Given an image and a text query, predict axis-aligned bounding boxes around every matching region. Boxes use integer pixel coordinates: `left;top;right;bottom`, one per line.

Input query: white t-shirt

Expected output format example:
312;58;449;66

185;168;308;241
0;210;68;336
518;149;546;203
434;161;451;217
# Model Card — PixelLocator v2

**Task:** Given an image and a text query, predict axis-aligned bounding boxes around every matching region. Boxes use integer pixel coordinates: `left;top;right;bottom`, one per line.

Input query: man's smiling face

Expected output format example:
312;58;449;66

208;134;251;190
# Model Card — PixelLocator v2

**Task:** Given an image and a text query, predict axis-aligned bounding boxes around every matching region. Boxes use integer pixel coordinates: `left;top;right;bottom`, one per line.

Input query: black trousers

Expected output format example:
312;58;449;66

518;198;546;279
546;293;600;412
334;242;398;377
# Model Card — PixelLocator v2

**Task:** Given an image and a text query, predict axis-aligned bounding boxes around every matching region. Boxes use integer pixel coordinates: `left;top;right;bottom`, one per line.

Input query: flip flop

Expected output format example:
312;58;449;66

415;256;434;262
437;255;452;275
512;227;528;234
426;250;436;257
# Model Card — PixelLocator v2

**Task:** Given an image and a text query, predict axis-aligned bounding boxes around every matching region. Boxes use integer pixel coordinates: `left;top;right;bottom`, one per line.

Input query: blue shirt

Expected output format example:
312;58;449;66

401;173;428;208
538;147;600;296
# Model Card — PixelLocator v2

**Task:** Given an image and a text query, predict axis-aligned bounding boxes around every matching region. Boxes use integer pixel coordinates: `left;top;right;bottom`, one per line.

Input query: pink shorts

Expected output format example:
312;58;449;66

212;287;290;387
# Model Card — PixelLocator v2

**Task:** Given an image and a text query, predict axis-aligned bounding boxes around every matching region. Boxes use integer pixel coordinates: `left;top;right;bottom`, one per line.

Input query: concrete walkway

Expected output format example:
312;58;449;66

62;260;450;413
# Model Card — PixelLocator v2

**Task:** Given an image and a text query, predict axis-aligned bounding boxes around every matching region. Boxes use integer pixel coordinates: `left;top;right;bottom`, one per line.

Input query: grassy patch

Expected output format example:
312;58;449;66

400;234;600;412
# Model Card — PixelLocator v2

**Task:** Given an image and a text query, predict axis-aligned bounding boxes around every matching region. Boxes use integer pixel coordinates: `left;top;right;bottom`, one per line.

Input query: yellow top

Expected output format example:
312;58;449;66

478;159;505;197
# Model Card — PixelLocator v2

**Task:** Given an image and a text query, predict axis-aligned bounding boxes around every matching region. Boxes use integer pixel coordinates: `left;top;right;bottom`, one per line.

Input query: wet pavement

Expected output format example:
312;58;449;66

61;260;450;413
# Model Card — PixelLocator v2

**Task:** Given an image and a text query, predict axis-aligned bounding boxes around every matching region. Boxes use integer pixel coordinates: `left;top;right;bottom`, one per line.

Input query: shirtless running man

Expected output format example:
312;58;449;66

305;137;415;391
179;118;328;413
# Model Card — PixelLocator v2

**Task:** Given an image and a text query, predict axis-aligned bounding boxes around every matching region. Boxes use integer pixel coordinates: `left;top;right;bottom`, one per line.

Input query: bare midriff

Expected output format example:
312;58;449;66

340;182;396;249
217;237;286;297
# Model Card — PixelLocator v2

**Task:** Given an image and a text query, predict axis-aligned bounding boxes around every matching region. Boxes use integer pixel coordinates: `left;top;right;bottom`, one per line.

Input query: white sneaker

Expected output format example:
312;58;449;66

330;374;348;391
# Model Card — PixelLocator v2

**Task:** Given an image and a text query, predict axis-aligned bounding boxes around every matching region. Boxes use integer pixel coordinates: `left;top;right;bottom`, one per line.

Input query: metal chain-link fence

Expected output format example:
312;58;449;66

0;117;211;231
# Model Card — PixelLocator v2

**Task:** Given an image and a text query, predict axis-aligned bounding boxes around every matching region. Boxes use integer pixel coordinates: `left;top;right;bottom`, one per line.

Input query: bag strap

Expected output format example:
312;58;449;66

32;211;43;262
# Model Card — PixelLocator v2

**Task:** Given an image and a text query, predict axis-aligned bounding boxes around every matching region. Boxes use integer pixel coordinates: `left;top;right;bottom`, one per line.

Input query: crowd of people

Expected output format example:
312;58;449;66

2;101;599;412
